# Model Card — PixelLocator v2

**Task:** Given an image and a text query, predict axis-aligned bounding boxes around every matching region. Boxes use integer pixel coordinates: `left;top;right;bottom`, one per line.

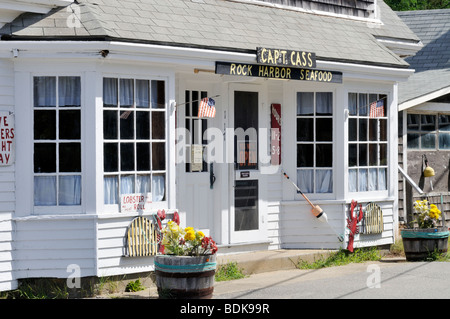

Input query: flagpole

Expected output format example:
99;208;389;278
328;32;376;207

174;95;220;108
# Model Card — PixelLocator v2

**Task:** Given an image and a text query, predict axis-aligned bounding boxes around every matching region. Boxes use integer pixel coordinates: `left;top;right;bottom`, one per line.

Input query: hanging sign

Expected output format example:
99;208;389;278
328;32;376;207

257;47;316;68
121;193;152;213
191;144;203;172
215;62;342;83
0;112;14;166
271;104;281;166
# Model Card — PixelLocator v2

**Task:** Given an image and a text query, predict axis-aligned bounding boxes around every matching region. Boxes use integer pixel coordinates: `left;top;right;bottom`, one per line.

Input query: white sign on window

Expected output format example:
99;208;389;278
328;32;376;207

120;193;152;213
0;112;14;166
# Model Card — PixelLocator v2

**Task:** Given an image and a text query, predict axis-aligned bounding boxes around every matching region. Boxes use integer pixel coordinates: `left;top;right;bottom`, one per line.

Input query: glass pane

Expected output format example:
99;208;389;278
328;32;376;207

439;115;450;131
103;78;118;107
120;143;135;171
151;80;165;109
407;114;420;130
380;119;387;141
316;144;332;167
192;91;199;116
349;118;357;141
59;77;81;107
202;119;208;145
120;79;134;107
34;110;56;140
359;93;368;116
316;169;332;193
34;176;56;206
34;77;56;107
359;144;368;166
348;169;357;192
234;180;258;231
137;143;150;171
380;144;387;165
348;93;357;116
152;111;165;140
369;119;377;141
34;143;56;173
316;92;332;115
421;115;436;131
369;144;378;166
358;169;368;192
379;95;387;116
421;133;436;149
59;143;81;172
359;119;368;141
59;110;80;140
59;175;81;205
297;144;314;167
104;176;118;204
297;118;314;142
104;143;118;172
349;144;357;167
152;173;165;202
152;142;166;170
297;169;313;193
369;168;377;191
439;133;450;149
379;168;387;190
407;133;419;149
316;118;332;141
103;110;118;140
136;79;149;108
136;111;150;140
120;175;135;195
120;111;134;139
185;90;190;116
137;174;151;194
297;92;314;115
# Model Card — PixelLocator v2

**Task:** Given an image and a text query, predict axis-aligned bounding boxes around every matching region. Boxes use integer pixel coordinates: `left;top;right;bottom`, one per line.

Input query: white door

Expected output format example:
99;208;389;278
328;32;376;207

176;83;217;234
229;85;268;243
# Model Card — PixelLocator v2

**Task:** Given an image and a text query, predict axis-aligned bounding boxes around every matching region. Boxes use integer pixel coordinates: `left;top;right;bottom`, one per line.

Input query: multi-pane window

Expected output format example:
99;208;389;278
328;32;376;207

348;93;388;192
296;92;333;194
184;90;208;172
103;78;166;205
33;76;82;206
407;114;450;150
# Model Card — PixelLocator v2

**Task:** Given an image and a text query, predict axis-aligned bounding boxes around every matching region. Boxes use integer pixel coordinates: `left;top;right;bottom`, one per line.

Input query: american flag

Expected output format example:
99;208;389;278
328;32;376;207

198;97;216;118
369;100;384;118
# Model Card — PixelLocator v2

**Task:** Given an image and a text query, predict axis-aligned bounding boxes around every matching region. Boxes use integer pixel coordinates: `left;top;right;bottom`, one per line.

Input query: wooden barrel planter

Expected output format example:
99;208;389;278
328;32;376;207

401;227;449;261
154;254;216;299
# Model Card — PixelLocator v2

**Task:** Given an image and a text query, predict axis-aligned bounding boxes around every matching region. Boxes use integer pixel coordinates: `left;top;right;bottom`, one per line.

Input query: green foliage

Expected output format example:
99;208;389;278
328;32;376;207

384;0;450;11
125;279;145;292
297;247;382;269
215;262;246;282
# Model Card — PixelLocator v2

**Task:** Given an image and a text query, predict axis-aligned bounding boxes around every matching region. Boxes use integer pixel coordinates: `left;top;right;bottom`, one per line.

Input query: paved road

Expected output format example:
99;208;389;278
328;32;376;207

213;260;450;299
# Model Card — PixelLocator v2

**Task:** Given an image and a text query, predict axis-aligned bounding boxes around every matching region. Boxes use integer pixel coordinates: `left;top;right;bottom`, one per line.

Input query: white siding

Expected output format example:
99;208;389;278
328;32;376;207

14;217;96;279
97;215;156;277
0;59;15;291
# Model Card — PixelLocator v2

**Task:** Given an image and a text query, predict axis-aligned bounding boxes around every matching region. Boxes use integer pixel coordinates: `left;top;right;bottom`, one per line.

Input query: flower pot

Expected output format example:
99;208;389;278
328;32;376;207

154;254;216;299
401;227;449;261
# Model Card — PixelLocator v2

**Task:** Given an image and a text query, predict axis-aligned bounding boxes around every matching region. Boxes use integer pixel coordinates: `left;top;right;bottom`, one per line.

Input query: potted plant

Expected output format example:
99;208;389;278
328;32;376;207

154;215;218;299
401;199;449;261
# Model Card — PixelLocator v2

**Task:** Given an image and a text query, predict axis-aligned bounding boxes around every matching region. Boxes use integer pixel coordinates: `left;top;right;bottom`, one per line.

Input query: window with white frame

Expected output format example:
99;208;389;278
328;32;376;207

296;92;333;194
103;78;166;206
407;114;450;150
348;92;388;192
33;76;82;206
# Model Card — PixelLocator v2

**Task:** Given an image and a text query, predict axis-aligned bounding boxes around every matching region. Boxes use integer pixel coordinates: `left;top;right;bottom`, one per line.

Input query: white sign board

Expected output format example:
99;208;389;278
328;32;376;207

0;112;14;166
120;193;152;213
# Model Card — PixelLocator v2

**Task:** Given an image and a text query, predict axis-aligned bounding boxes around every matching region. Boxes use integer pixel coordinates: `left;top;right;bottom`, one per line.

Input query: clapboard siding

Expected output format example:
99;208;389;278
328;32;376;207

0;59;15;291
14;218;96;279
97;216;156;276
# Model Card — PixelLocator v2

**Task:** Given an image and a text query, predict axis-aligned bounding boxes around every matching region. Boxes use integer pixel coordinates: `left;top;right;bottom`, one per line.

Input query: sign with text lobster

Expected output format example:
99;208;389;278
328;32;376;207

0;111;14;166
271;104;281;166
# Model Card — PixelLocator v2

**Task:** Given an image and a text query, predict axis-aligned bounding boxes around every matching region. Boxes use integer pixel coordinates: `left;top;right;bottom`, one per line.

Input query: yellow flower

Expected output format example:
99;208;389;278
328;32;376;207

184;230;196;241
185;227;194;232
197;231;205;239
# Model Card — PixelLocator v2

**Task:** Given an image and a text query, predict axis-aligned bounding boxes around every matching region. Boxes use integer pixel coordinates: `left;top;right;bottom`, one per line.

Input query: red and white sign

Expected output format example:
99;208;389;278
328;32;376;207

271;104;281;166
121;193;152;213
0;112;14;166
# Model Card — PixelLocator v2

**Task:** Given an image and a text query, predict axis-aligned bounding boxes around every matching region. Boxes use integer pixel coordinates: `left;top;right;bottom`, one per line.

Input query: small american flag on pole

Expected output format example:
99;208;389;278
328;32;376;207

198;97;216;118
369;100;384;118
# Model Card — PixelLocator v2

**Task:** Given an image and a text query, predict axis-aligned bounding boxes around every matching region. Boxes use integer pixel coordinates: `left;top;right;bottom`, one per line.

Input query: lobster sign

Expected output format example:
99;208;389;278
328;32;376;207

347;200;364;252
